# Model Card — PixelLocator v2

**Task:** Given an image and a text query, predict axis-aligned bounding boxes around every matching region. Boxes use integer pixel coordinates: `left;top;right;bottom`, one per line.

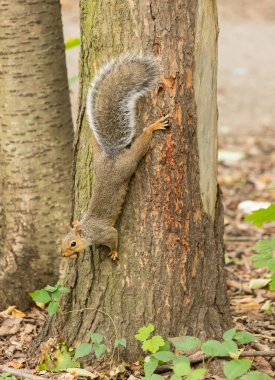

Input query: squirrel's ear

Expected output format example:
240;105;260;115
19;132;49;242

75;225;83;236
72;219;80;227
66;224;72;232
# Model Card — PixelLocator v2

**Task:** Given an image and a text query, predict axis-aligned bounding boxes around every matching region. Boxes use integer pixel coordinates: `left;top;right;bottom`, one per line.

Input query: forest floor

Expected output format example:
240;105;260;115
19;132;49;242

0;0;274;379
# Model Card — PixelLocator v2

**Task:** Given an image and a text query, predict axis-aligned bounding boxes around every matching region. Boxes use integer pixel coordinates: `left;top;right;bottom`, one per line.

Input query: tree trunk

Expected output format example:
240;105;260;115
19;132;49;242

0;0;73;309
40;0;231;361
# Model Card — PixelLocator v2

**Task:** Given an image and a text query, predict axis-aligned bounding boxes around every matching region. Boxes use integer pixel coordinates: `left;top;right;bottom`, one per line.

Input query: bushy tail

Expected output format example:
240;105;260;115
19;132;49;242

86;53;159;157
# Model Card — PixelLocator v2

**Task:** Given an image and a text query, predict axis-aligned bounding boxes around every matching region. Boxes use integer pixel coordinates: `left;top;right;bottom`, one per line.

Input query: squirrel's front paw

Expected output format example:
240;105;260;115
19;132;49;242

109;249;119;261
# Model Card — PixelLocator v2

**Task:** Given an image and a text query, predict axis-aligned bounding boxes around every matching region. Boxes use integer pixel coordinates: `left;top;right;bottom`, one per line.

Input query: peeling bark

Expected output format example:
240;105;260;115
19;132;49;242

38;0;231;361
0;0;73;309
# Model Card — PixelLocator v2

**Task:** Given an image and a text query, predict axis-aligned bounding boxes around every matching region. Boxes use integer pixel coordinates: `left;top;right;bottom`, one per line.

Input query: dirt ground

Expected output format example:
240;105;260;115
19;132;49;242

0;1;274;379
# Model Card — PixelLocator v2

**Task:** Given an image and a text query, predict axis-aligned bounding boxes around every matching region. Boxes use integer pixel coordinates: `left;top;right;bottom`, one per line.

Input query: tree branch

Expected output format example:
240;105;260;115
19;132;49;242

0;365;45;380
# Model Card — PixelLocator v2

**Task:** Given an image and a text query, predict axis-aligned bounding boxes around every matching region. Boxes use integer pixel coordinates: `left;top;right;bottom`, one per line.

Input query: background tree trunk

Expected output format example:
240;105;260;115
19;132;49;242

0;0;73;309
40;0;231;361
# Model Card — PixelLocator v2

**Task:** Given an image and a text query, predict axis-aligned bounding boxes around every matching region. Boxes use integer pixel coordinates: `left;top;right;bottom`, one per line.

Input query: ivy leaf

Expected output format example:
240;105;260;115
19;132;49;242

114;338;126;348
201;340;227;357
223;359;252;379
142;335;165;353
152;351;176;362
221;340;239;355
94;343;107;358
74;343;93;359
65;37;80;50
234;331;256;344
245;204;275;227
135;324;155;342
223;328;236;341
169;336;201;351
144;358;159;377
91;333;103;344
186;368;207;380
30;289;51;304
47;301;59;316
241;371;273;380
173;362;191;376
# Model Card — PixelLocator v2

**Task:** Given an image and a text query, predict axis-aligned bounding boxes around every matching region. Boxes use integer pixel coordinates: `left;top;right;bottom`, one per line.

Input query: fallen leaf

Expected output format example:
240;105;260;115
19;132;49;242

11;308;26;318
6;360;24;369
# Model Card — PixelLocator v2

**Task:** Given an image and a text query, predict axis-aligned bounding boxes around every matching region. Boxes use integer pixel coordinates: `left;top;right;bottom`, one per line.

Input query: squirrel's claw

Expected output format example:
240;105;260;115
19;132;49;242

109;250;119;261
145;114;170;133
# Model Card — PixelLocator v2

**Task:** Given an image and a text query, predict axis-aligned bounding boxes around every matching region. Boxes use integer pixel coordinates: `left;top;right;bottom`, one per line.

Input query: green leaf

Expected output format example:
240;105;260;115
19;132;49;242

74;343;92;359
114;338;126;348
152;351;176;362
51;290;61;302
59;287;70;294
67;368;97;378
94;343;107;358
201;340;228;357
30;289;51;304
0;373;13;380
44;284;58;292
135;324;155;342
241;371;273;380
142;335;165;353
158;340;171;352
53;344;80;371
150;375;164;380
186;368;207;380
47;301;59;316
251;240;275;271
221;340;239;355
65;37;80;50
144;358;159;377
269;275;275;290
245;204;275;227
223;359;252;379
223;328;236;341
170;375;182;380
173;356;190;366
90;333;103;344
169;336;201;351
234;331;256;344
173;362;191;376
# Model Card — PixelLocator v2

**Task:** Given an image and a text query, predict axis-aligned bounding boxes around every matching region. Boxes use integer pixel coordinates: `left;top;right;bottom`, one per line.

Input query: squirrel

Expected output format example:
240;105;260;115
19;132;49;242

61;53;169;261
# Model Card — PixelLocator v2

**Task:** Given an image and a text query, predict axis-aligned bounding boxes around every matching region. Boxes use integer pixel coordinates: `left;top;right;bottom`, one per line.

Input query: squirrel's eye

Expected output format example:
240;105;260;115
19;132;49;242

71;241;77;247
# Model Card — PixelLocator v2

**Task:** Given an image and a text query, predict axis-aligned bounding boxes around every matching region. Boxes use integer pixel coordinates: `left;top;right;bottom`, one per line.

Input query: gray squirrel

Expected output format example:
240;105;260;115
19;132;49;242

61;53;169;260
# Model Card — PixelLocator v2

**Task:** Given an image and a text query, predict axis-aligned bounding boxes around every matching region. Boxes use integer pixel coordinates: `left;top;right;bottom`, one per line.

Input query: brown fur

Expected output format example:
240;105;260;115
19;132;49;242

61;54;169;260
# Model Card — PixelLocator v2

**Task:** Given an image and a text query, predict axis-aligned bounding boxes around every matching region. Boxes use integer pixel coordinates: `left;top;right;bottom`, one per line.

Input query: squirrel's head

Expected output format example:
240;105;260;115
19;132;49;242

61;223;90;259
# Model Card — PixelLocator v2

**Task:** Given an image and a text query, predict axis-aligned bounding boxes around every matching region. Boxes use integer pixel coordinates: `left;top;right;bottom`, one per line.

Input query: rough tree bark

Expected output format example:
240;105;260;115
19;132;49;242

0;0;73;309
40;0;231;361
